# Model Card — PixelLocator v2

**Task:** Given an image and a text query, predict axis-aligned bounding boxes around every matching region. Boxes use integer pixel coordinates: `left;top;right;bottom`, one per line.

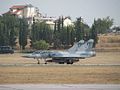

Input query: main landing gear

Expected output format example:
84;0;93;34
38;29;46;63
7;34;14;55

67;60;73;64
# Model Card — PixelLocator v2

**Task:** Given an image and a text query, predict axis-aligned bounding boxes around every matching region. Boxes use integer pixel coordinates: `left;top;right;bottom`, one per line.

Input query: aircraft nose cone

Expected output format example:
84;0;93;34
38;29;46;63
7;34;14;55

22;54;32;58
22;54;35;58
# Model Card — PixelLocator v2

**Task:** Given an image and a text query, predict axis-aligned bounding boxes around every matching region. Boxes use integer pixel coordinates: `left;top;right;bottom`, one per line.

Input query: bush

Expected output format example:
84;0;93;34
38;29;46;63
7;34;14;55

33;40;49;50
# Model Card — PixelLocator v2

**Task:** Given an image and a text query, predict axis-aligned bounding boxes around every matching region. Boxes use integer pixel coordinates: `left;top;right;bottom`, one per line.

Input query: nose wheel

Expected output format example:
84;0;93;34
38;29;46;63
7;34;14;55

44;59;47;64
37;58;40;64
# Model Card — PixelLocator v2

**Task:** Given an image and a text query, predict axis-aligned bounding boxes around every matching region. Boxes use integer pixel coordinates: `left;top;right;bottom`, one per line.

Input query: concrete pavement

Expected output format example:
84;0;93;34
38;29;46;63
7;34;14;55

0;84;120;90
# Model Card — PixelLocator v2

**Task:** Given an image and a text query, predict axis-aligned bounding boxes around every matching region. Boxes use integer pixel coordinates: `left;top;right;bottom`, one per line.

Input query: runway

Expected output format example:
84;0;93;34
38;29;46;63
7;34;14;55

0;84;120;90
0;63;120;67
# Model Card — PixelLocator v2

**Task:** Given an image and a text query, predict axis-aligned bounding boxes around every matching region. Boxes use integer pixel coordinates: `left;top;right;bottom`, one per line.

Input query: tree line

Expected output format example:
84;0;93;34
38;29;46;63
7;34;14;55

0;14;113;50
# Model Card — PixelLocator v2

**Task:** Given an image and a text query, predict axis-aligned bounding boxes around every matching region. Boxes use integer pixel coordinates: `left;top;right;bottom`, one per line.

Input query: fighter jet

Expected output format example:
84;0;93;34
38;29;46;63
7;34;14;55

23;39;96;64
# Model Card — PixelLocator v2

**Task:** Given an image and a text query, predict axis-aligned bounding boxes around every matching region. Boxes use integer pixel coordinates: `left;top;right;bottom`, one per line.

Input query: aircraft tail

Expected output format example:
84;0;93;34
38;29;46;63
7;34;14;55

78;39;94;51
68;40;84;52
68;39;94;52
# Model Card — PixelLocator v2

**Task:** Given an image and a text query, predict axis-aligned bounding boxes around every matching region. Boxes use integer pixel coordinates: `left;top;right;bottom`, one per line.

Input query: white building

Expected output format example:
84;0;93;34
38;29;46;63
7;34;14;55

41;16;56;30
6;4;73;30
7;4;42;28
9;4;41;17
63;17;73;27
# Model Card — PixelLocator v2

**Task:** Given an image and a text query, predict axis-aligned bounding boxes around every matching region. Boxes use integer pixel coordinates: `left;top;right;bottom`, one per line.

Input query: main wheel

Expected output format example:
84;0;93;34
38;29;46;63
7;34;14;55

59;62;64;64
67;60;73;64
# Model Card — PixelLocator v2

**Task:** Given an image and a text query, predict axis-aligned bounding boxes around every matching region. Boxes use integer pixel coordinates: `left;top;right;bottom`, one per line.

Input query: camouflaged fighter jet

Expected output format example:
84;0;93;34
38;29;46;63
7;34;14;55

23;39;96;64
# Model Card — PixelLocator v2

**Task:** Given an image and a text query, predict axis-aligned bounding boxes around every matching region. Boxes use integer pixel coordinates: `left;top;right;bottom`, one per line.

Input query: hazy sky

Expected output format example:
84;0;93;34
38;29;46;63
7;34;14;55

0;0;120;26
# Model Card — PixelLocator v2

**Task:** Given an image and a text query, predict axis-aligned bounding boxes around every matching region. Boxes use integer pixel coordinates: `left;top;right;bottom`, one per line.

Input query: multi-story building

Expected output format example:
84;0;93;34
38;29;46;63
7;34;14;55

6;4;42;28
5;4;73;30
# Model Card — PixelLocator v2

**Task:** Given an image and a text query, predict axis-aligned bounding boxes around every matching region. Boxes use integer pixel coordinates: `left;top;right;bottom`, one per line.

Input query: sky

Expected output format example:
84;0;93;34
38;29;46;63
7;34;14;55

0;0;120;26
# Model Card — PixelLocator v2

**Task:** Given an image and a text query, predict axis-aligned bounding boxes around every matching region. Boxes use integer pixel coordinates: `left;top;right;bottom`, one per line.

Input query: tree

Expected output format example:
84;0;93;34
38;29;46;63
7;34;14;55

0;14;19;47
94;17;113;34
19;18;28;50
90;20;98;47
53;19;61;48
0;19;5;46
9;28;17;48
89;17;113;47
30;17;36;43
75;17;84;42
70;27;75;45
57;17;61;32
31;21;53;46
33;40;49;50
66;26;70;45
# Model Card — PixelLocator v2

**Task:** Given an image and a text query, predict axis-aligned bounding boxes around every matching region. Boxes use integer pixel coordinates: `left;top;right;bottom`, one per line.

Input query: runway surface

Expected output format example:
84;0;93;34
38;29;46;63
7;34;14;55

0;84;120;90
0;63;120;67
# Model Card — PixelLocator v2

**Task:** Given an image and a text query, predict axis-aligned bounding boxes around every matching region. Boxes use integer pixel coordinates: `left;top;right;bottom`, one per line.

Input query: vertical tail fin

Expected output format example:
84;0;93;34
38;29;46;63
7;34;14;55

78;39;94;51
68;40;84;52
68;39;94;53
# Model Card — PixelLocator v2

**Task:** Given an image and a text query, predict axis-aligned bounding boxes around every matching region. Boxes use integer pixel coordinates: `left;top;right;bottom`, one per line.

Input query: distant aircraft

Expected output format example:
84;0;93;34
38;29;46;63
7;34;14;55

23;39;96;64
